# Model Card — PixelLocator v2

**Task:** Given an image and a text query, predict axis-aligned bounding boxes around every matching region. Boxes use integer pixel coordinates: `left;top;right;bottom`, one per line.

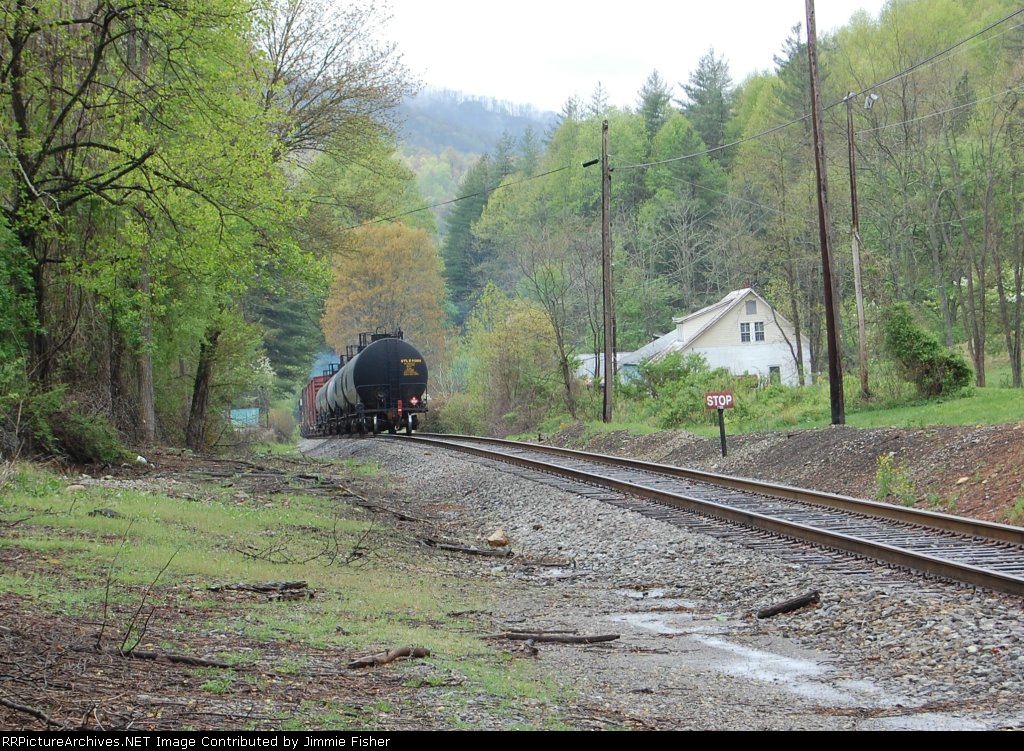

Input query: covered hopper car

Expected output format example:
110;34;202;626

299;330;428;437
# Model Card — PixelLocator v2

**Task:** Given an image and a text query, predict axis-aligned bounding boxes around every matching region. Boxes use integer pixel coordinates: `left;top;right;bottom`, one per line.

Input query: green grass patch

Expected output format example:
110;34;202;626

0;458;574;729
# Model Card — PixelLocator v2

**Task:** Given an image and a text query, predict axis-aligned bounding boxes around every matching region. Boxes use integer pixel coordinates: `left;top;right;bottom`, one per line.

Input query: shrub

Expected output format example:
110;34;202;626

49;407;128;464
880;303;972;397
1;367;126;464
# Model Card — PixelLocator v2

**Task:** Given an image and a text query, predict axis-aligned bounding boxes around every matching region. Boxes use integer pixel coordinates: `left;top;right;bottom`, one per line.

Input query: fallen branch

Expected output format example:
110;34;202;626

755;590;820;619
208;581;308;593
422;538;513;558
347;646;431;669
0;696;57;727
121;649;233;668
488;632;620;644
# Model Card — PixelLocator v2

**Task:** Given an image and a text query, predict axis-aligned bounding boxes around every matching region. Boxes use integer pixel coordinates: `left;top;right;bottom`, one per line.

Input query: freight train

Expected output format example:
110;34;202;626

299;330;428;437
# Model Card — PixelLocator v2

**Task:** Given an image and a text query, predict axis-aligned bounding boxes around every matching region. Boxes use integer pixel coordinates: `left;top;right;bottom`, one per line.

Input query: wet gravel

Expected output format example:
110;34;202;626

302;436;1024;731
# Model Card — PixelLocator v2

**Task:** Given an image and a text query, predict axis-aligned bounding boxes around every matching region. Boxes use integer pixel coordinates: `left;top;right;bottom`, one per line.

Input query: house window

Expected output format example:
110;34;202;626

740;322;751;342
769;366;781;384
745;300;757;315
754;322;765;342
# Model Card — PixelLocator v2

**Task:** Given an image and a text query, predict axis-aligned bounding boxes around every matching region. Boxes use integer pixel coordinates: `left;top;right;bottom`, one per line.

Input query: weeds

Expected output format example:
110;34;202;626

875;453;918;506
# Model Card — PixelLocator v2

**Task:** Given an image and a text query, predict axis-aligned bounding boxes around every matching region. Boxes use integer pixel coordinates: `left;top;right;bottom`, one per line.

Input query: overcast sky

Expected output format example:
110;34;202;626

381;0;890;112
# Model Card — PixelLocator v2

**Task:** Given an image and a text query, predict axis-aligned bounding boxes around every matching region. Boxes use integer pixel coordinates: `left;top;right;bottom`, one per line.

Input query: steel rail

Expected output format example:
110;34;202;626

414;433;1024;545
396;433;1024;597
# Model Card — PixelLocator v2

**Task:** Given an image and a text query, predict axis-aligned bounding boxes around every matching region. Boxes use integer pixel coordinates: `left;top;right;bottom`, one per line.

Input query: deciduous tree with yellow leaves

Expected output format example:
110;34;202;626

322;223;447;366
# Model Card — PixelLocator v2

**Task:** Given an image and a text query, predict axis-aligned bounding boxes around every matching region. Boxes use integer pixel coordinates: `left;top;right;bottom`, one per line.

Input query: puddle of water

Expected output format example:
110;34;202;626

611;612;692;635
695;635;837;700
864;713;992;731
616;588;669;600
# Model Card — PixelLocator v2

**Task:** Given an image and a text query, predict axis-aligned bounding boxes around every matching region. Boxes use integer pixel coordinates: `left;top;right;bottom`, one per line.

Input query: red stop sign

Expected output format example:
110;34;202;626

705;391;735;410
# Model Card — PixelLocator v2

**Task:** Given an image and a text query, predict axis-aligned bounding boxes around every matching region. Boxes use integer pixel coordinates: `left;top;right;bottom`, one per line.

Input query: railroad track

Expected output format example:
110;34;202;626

395;433;1024;597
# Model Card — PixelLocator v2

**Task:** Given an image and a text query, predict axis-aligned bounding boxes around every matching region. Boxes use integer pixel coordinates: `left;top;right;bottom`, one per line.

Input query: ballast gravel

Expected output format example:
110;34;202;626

302;437;1024;731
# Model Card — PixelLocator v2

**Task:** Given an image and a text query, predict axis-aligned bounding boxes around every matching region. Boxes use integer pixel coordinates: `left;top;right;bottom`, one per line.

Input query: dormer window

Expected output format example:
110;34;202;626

745;300;757;315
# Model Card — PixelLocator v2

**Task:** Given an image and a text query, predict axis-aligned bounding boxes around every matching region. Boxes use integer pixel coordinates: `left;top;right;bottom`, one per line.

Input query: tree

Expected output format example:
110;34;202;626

460;284;563;435
322;223;447;365
254;0;415;161
637;70;674;146
183;0;417;450
678;48;734;161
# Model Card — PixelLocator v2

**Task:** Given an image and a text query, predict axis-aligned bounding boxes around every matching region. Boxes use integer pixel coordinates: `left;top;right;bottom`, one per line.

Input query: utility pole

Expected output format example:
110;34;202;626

601;119;614;423
806;0;845;425
844;92;871;401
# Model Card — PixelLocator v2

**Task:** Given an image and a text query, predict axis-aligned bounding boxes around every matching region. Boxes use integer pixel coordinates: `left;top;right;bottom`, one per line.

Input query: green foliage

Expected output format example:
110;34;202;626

880;304;972;397
0;368;126;463
438;284;566;435
875;454;918;506
619;352;737;429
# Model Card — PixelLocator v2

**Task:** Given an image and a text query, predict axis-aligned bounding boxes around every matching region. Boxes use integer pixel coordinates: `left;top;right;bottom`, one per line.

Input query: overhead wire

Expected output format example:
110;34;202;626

340;164;575;231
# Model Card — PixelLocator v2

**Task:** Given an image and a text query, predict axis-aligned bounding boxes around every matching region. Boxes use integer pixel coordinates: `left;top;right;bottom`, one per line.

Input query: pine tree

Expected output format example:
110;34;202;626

678;48;734;161
637;70;674;146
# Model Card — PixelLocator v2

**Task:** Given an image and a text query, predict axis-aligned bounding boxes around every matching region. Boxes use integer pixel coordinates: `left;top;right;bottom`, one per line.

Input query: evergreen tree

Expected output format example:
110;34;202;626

637;70;674;147
588;82;610;118
678;48;734;162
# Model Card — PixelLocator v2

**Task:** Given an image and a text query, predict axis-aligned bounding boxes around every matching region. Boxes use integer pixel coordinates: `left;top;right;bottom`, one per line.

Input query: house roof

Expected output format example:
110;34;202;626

647;288;756;363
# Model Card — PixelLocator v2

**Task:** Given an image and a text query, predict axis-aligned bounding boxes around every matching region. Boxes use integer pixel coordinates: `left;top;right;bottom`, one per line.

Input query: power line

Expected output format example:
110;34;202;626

857;84;1024;135
339;164;575;231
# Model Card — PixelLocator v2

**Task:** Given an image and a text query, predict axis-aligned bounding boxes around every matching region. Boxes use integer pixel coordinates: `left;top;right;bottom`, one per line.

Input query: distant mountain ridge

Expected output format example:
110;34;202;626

397;88;556;154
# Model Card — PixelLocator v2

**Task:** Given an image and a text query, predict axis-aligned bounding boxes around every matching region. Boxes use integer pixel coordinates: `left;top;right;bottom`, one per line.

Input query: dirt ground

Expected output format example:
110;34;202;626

544;421;1024;524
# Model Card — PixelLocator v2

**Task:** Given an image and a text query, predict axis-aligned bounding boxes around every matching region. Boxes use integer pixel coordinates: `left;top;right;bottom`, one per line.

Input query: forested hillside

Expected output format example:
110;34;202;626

397;89;555;235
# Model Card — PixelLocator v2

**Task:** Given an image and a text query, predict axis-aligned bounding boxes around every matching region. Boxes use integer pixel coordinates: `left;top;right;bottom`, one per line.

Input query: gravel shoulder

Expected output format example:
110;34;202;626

302;433;1024;731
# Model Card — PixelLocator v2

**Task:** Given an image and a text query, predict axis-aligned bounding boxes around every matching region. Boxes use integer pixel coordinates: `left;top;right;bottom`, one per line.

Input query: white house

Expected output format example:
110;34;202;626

616;289;811;386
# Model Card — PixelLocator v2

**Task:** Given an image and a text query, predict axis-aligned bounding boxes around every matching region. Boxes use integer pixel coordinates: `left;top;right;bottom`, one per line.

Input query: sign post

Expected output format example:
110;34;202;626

705;391;735;457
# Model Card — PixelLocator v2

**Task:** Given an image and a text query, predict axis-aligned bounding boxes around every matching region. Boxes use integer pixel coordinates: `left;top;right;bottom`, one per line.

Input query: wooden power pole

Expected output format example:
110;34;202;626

601;119;614;423
806;0;845;425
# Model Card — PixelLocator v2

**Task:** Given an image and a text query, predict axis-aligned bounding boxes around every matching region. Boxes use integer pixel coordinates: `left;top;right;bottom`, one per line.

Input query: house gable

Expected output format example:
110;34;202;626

645;289;810;385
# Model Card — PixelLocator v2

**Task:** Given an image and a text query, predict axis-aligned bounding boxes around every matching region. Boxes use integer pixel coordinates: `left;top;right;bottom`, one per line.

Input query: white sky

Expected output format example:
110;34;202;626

380;0;889;112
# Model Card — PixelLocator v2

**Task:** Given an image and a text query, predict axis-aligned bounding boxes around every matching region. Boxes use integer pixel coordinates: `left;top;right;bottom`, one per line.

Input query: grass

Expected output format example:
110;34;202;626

555;355;1024;440
0;457;573;729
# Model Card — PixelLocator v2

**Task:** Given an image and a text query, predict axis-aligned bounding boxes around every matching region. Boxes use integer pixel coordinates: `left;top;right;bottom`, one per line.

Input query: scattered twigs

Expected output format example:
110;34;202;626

755;590;820;619
422;537;513;558
487;632;620;644
347;646;431;669
235;517;381;567
0;695;57;727
97;522;134;651
119;547;180;655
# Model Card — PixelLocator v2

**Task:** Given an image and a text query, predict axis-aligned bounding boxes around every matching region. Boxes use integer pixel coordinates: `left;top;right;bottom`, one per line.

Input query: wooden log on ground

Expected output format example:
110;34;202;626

422;538;512;558
208;581;308;593
488;632;620;644
347;646;431;669
121;649;234;668
755;590;820;619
